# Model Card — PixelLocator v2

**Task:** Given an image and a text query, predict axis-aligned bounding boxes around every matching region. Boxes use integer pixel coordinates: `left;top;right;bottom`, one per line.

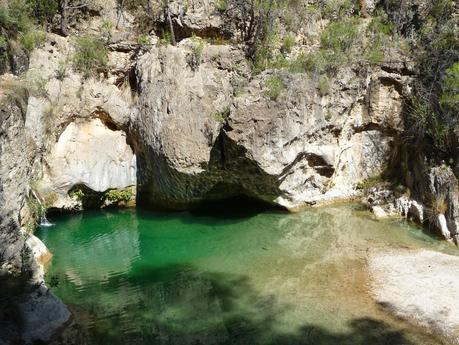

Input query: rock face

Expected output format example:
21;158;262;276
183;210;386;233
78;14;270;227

402;147;459;243
37;118;136;210
369;249;459;344
0;98;31;277
0;95;71;344
134;40;409;209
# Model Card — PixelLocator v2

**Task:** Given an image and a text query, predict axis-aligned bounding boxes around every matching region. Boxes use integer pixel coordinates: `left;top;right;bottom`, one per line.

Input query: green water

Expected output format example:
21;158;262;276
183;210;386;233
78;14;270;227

37;204;456;345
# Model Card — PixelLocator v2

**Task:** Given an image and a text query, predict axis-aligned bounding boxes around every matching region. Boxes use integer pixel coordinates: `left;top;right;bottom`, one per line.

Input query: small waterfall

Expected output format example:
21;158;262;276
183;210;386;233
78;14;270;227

31;190;55;227
39;214;54;227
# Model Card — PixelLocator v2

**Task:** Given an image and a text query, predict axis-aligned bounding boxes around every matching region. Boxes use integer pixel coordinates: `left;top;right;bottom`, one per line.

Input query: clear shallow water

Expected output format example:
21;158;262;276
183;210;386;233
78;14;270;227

37;204;456;345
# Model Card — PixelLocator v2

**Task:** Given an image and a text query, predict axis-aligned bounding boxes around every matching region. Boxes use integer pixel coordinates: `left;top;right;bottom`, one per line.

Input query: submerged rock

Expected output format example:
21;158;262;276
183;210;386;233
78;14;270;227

369;249;459;344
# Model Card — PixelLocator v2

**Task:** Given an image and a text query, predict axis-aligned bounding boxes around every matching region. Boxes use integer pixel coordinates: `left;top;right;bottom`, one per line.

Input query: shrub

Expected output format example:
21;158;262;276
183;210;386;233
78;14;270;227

137;34;151;47
105;189;133;203
212;107;230;122
281;33;295;54
440;62;459;110
26;72;48;98
356;175;383;191
318;75;330;95
406;94;452;151
215;0;227;12
100;20;113;43
69;188;85;200
187;35;205;71
158;30;173;46
264;75;285;100
321;0;357;19
27;0;58;25
0;35;8;63
55;59;69;81
430;193;448;215
320;17;359;52
20;30;45;52
1;78;29;112
73;36;108;78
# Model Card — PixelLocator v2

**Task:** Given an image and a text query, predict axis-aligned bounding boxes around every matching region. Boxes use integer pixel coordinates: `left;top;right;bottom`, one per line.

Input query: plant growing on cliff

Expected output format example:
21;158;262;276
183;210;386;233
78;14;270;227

264;75;285;100
73;35;108;78
1;78;29;113
25;191;57;230
430;193;448;215
69;188;85;201
104;189;133;203
440;62;459;111
186;34;205;71
55;58;69;80
212;107;230;122
25;72;48;98
318;75;330;95
19;30;46;52
219;0;287;66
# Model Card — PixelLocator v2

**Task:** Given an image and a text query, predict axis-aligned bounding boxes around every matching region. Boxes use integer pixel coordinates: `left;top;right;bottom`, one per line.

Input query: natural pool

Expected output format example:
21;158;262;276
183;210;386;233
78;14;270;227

37;204;456;345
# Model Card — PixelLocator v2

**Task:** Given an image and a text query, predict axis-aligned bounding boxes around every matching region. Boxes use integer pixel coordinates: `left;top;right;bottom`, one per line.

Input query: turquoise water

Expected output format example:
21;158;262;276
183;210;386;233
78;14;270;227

37;204;454;345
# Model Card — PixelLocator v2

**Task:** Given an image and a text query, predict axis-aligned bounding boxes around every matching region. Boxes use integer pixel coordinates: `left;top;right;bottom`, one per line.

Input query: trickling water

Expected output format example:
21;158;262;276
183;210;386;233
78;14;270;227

37;204;456;345
39;214;54;227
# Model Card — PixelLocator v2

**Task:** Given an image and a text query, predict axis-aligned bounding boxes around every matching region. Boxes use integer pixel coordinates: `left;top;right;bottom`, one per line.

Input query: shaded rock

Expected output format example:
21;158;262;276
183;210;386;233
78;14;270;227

369;249;459;344
17;286;71;345
402;146;459;243
0;94;70;345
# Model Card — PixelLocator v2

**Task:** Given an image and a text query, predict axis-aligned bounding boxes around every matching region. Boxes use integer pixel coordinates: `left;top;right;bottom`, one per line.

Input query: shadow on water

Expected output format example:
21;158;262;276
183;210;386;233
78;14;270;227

189;195;285;219
56;263;419;345
136;195;286;227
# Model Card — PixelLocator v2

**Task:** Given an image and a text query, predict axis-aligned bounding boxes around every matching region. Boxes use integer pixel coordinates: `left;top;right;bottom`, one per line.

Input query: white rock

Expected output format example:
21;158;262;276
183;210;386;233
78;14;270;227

38;118;136;208
372;206;387;218
369;249;459;344
437;214;451;240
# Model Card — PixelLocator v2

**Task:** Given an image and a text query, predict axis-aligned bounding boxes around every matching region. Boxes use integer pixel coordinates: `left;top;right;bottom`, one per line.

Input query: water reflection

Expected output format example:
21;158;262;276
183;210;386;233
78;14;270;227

38;206;452;345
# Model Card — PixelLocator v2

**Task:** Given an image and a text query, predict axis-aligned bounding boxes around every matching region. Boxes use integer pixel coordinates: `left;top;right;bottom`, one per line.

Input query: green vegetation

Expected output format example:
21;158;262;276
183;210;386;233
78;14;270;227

440;62;459;110
0;77;28;112
281;33;295;54
187;34;205;71
25;72;48;98
73;35;109;78
158;31;173;46
55;59;69;81
137;34;151;48
212;107;230;122
320;17;359;52
396;0;459;154
356;175;384;191
69;188;85;201
318;75;330;95
25;191;58;232
215;0;227;13
20;30;46;52
0;0;57;71
104;189;133;203
100;20;113;44
264;75;285;100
